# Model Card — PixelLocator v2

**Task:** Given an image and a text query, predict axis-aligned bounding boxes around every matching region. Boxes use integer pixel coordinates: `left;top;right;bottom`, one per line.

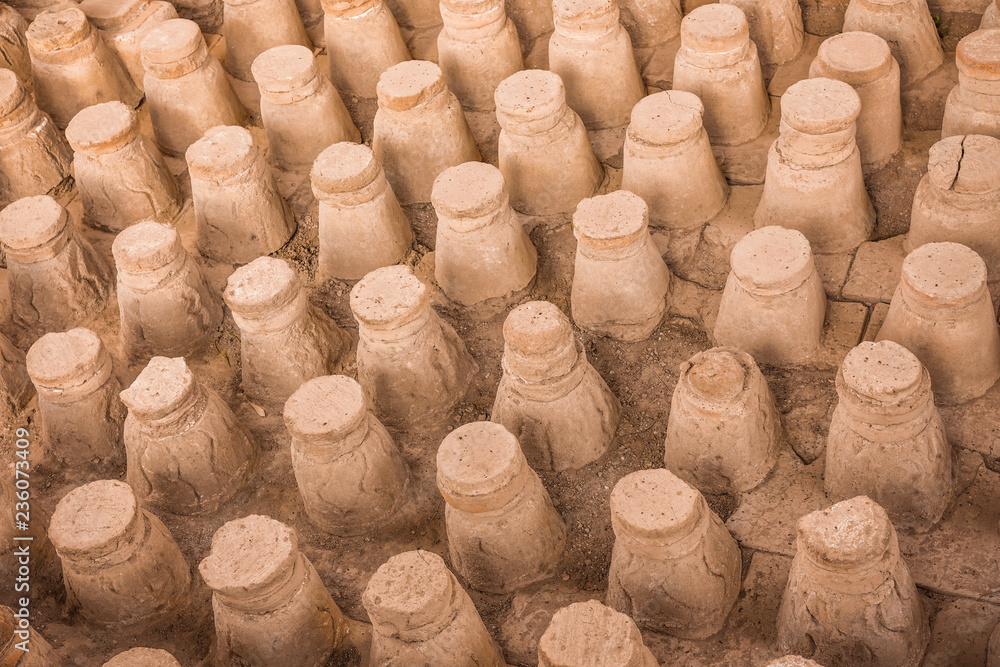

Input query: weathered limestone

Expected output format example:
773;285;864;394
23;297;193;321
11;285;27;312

571;190;671;341
25;8;140;129
492;300;621;471
432;161;537;307
617;0;680;51
80;0;178;90
876;242;1000;404
171;0;223;32
103;648;182;667
941;29;1000;141
321;0;411;99
48;480;191;627
0;332;33;412
0;196;113;337
1;604;63;666
112;221;223;361
776;496;929;666
283;375;412;535
225;256;349;412
825;341;953;532
373;60;481;204
494;69;603;216
387;0;442;31
765;658;824;667
187;125;296;264
223;0;310;89
65;101;182;232
0;69;72;205
141;19;248;158
363;550;507;666
809;31;902;171
754;78;875;254
984;0;999;28
606;468;742;639
350;265;478;429
622;91;728;230
311;142;412;281
437;421;566;593
252;44;360;173
538;600;659;667
907;135;1000;283
121;356;258;515
26;328;125;467
714;226;827;366
548;0;646;130
672;3;770;146
664;347;782;495
0;4;31;89
438;0;523;111
199;515;346;667
841;0;943;87
722;0;802;65
506;0;552;47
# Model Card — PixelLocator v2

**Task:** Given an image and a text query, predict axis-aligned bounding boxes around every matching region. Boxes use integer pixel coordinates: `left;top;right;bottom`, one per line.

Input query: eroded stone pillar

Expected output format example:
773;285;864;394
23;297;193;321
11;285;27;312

311;142;413;281
0;4;30;89
571;190;671;341
350;265;477;428
876;242;1000;404
362;550;506;666
606;468;742;639
538;599;659;667
721;0;803;65
983;0;999;28
809;31;902;170
432;161;537;307
437;421;566;593
48;479;191;627
222;0;310;88
494;69;602;216
0;604;63;665
26;328;125;467
373;60;481;204
112;221;223;361
548;0;646;130
776;496;929;666
283;374;412;534
941;28;1000;141
81;0;178;90
321;0;411;99
842;0;942;87
66;101;182;231
102;648;182;667
664;346;782;495
618;0;680;50
714;226;827;365
199;515;346;666
187;125;296;263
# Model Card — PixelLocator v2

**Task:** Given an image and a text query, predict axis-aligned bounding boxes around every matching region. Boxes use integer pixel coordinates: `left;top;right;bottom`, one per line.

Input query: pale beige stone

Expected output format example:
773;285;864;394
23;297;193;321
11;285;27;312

722;0;802;65
571;190;672;341
387;0;442;29
296;0;326;45
714;226;827;365
112;221;223;362
876;242;1000;404
225;257;349;411
548;0;646;130
754;77;875;254
187;125;296;263
199;515;346;667
48;480;191;627
252;44;360;173
617;0;680;49
538;600;659;667
842;0;942;87
983;0;999;28
492;301;621;471
350;265;478;428
0;4;31;89
223;0;310;85
942;29;1000;141
664;346;782;494
321;0;411;99
363;550;507;666
672;3;770;146
494;69;603;216
0;67;72;205
26;328;125;467
311;142;412;281
141;19;249;157
102;648;181;666
120;356;259;515
606;468;742;639
66;101;182;231
506;0;552;45
172;0;223;32
373;60;481;204
809;31;902;170
776;496;930;666
283;375;412;535
80;0;178;91
437;421;566;593
765;658;824;667
825;341;954;532
432;161;537;307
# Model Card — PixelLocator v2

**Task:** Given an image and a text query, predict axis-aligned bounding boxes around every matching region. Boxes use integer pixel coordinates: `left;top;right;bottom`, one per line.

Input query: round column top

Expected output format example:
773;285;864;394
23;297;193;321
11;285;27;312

49;480;139;557
0;196;69;254
311;142;381;194
224;256;302;320
199;514;299;597
120;356;197;421
610;468;703;544
572;191;649;249
956;28;1000;81
362;550;457;638
796;495;893;569
26;328;109;392
26;8;92;52
729;226;815;293
680;3;749;53
628;90;704;146
538;599;648;667
186;125;258;182
112;221;185;275
376;61;446;111
812;31;893;86
66;101;139;155
840;340;923;403
900;241;987;307
350;265;430;331
102;648;183;667
432;161;507;220
252;44;319;95
283;375;368;441
494;69;566;128
781;77;862;135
